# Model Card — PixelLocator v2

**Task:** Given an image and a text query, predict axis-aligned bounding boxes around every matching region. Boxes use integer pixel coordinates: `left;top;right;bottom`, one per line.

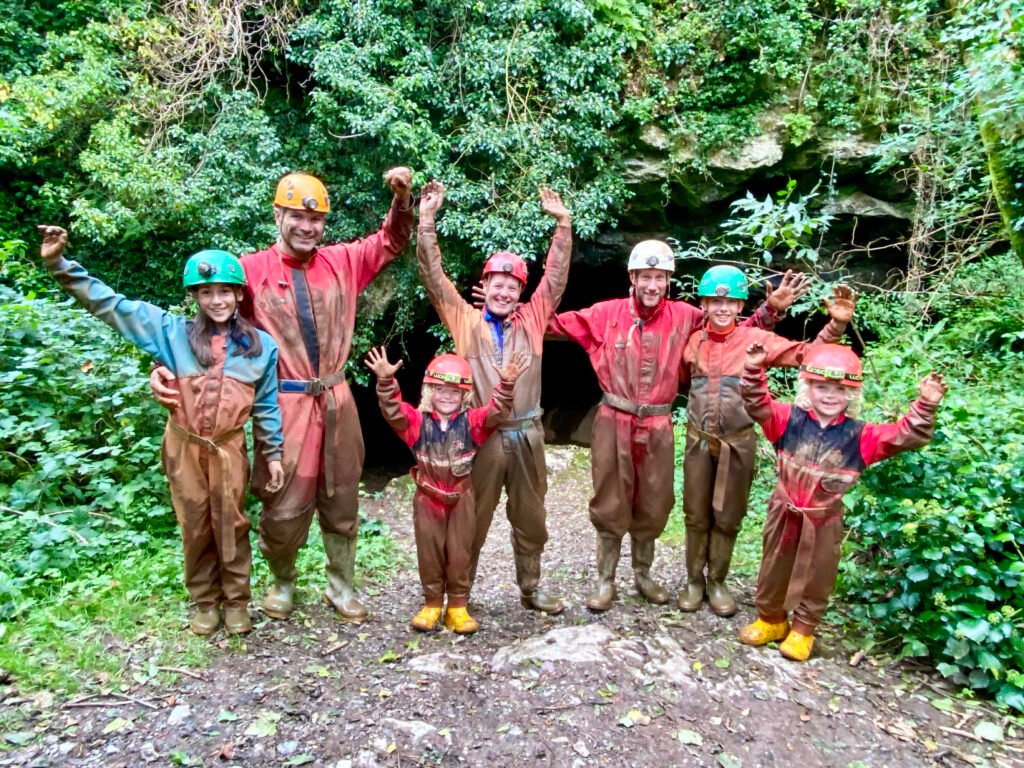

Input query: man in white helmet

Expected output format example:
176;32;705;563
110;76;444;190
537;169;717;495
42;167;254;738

547;241;807;611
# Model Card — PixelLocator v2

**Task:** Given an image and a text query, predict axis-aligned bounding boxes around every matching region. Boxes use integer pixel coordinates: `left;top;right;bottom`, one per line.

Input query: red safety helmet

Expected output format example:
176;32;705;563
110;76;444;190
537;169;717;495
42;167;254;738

424;354;473;391
800;344;864;388
482;251;528;284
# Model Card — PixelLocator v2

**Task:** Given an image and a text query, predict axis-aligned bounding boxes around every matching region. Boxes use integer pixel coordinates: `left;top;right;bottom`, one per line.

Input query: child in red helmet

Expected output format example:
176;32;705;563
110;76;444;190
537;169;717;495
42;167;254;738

365;347;529;634
739;342;947;661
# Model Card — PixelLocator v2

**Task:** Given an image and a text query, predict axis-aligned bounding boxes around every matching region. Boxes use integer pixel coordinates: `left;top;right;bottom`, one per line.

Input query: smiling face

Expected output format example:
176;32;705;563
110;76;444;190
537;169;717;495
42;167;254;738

431;383;465;416
483;274;524;318
194;284;243;331
806;380;851;424
701;296;744;331
275;206;327;259
629;268;669;308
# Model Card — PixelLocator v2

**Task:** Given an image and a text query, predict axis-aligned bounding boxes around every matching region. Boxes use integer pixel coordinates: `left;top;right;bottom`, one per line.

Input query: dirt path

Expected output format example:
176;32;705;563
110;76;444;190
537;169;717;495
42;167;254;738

1;446;1020;767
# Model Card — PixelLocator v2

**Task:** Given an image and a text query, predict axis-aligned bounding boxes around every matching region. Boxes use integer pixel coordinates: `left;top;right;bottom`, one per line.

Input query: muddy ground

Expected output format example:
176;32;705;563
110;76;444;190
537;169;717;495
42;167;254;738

1;446;1021;767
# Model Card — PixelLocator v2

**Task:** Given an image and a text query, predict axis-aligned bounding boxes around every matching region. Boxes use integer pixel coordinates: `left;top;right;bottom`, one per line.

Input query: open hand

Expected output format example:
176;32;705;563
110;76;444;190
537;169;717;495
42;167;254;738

919;372;947;404
822;285;858;324
493;350;531;385
419;179;445;218
364;346;404;379
765;270;810;313
38;225;68;265
265;460;285;494
384;166;413;203
539;187;571;226
745;341;768;369
149;365;180;412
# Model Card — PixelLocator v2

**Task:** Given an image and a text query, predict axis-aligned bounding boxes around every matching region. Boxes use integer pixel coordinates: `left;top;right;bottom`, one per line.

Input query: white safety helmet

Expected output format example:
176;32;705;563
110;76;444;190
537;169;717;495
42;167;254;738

627;240;674;273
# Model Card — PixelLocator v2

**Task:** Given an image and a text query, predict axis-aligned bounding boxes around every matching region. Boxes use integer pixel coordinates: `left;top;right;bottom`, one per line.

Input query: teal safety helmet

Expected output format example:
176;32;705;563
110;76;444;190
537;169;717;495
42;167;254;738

697;265;748;300
182;250;247;288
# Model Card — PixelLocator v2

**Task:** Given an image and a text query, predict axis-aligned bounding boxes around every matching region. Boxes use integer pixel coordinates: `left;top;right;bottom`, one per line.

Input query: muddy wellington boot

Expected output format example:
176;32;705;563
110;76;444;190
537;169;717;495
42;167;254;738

224;608;253;634
706;531;738;617
631;538;669;604
516;553;566;614
779;629;814;662
189;607;220;636
261;555;298;619
322;532;368;622
410;604;443;632
585;535;622;612
677;529;708;612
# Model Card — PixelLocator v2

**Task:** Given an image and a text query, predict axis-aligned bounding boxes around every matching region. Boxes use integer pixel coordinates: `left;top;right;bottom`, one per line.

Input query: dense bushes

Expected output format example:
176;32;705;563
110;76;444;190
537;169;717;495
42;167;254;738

839;254;1024;711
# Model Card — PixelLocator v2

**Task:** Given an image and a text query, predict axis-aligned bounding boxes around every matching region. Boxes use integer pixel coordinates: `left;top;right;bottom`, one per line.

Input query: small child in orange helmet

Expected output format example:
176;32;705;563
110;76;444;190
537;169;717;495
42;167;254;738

738;341;947;661
365;347;529;634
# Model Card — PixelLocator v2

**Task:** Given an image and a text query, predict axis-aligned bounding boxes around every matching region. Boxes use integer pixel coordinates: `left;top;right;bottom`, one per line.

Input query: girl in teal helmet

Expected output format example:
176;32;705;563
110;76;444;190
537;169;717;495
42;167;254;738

38;227;284;637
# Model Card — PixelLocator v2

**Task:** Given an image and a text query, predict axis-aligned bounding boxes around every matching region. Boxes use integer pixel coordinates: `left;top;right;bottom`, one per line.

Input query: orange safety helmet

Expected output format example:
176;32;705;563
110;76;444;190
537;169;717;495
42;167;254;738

482;251;528;284
274;173;330;213
800;344;864;387
424;354;473;391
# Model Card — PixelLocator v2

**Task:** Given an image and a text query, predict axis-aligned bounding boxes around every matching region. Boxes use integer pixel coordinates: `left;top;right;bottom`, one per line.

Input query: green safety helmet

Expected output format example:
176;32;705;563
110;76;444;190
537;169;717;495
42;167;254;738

697;265;748;300
182;250;247;289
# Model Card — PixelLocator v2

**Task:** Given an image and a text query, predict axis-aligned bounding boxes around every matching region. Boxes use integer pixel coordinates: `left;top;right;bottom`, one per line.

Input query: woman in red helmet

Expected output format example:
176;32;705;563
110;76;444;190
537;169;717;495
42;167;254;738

738;342;947;661
365;347;529;634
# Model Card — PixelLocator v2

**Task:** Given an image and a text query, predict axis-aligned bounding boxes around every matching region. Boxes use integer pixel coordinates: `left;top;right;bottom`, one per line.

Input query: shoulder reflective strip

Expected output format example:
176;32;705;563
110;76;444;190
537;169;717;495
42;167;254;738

290;268;321;375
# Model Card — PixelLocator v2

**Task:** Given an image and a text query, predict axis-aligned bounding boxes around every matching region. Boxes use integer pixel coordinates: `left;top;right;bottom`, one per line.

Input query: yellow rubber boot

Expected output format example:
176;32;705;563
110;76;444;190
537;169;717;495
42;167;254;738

443;606;479;635
779;629;815;661
738;618;790;646
410;605;443;632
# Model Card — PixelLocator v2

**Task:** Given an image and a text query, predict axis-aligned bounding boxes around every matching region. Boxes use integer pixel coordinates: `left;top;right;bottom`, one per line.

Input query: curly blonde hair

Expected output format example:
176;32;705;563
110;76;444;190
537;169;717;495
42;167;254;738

418;383;471;413
794;378;863;418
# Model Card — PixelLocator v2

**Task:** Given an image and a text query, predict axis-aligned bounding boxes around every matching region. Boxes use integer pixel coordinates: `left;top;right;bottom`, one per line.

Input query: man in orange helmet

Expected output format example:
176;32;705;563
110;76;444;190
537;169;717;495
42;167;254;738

415;179;570;614
152;169;414;621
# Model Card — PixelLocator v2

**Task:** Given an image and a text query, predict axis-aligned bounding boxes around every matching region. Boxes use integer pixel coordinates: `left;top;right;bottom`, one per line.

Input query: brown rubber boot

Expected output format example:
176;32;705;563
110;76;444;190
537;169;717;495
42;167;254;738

322;532;368;622
707;531;738;617
224;608;253;634
585;535;621;612
631;537;669;604
189;607;220;636
677;529;708;612
516;553;566;615
261;555;298;620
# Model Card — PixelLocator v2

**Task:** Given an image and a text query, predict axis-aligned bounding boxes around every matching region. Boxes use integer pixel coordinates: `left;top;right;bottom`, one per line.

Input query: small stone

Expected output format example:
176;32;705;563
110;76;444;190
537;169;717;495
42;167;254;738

167;704;191;726
277;740;298;755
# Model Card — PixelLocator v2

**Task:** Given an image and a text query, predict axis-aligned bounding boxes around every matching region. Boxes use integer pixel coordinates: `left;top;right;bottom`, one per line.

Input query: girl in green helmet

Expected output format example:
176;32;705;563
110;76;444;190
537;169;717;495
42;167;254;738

38;226;284;637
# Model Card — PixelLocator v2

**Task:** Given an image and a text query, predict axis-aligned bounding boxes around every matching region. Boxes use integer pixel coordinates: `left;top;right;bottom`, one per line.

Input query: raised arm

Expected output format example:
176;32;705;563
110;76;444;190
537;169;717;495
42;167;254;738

524;187;573;322
416;180;475;341
341;166;416;293
38;225;180;368
740;341;791;441
366;347;421;446
860;373;946;465
740;270;810;330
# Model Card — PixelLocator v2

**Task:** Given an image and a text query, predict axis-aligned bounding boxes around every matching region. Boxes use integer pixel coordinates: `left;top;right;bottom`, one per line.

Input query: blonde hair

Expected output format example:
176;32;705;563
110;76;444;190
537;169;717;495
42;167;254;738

418;383;471;413
794;378;863;418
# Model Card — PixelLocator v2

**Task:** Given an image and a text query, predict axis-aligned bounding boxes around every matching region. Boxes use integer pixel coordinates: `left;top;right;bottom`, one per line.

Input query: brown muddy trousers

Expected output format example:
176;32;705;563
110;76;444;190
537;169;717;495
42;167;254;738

242;200;413;577
416;221;571;593
377;378;513;607
741;364;937;634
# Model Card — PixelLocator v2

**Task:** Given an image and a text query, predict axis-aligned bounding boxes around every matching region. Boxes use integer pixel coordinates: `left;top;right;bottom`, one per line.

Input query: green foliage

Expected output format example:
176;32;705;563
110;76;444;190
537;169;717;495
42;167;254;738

0;284;172;619
839;254;1024;712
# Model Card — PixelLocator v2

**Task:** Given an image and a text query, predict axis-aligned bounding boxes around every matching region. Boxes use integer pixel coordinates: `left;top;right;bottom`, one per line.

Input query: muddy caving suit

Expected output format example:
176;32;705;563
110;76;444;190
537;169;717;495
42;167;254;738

376;378;514;608
416;221;571;605
741;363;937;635
548;298;777;587
242;199;413;596
680;320;845;606
49;257;283;612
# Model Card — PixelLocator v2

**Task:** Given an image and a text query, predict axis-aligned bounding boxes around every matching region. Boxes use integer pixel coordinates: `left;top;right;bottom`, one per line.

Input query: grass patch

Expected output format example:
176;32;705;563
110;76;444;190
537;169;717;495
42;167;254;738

0;513;404;696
